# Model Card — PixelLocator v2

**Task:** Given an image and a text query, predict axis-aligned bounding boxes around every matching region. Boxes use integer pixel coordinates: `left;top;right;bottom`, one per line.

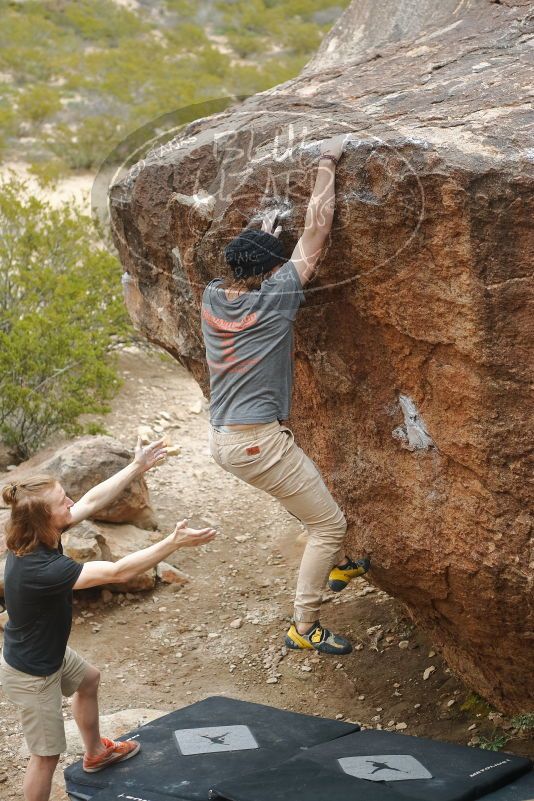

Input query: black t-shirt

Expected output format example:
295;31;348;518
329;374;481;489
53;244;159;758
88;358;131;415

2;542;83;676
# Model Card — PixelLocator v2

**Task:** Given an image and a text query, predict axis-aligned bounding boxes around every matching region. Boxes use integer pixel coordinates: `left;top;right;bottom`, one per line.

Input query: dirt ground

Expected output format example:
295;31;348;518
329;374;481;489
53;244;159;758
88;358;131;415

0;347;532;799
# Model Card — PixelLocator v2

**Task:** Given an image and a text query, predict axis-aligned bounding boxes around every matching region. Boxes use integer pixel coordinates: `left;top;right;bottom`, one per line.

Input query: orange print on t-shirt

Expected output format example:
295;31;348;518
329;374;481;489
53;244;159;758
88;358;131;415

202;305;260;373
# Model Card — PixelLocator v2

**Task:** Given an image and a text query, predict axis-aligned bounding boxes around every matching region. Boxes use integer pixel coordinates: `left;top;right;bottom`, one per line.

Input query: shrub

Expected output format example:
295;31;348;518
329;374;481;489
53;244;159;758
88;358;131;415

0;176;131;460
165;22;209;49
511;714;534;731
279;21;322;54
44;0;147;44
477;734;509;752
460;693;493;716
27;158;69;187
0;101;17;156
46;115;127;170
226;31;268;58
17;84;62;124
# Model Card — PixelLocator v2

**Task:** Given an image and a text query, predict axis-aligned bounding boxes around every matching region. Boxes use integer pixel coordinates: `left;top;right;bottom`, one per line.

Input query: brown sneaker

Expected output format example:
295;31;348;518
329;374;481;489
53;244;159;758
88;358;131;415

83;737;141;772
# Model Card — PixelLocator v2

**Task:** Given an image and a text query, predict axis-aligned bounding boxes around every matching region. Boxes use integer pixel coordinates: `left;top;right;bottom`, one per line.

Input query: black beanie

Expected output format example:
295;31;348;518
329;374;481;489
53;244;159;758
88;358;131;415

224;229;286;279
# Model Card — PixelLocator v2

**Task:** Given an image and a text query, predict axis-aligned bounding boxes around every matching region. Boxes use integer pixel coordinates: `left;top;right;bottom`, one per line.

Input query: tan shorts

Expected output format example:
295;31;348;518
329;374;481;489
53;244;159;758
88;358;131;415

0;646;89;756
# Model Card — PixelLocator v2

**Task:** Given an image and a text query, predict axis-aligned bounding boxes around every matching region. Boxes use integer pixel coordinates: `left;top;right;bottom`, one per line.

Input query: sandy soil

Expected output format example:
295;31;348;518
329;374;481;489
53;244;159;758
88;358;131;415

0;163;95;214
0;347;531;799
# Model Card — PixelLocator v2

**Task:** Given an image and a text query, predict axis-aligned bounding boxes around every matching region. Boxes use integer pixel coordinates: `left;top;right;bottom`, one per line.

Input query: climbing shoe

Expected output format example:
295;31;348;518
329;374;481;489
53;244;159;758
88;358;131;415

285;621;353;655
328;556;371;593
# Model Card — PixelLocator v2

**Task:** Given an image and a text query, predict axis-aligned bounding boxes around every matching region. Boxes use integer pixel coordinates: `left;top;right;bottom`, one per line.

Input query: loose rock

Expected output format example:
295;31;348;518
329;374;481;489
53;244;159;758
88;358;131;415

156;562;190;585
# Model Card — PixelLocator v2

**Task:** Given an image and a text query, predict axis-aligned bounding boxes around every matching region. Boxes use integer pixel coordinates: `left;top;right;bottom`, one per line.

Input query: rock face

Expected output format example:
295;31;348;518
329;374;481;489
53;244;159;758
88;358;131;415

108;1;533;712
2;436;157;529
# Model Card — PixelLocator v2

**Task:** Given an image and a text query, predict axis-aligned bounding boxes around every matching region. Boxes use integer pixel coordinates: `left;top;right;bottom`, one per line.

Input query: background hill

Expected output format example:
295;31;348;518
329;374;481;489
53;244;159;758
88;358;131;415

0;0;349;178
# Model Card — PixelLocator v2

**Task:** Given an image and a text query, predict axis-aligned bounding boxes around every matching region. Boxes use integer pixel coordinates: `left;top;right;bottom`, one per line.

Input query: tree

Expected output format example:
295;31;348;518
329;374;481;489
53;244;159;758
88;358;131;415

0;175;131;459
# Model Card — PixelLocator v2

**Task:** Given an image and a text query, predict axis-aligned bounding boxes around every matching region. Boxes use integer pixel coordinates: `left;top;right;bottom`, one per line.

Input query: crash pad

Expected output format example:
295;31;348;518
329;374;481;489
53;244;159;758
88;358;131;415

211;729;532;801
64;695;359;800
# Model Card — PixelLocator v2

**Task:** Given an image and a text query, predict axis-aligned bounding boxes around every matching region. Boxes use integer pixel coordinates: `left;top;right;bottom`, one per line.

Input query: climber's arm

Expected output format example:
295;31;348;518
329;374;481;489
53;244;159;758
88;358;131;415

291;134;348;286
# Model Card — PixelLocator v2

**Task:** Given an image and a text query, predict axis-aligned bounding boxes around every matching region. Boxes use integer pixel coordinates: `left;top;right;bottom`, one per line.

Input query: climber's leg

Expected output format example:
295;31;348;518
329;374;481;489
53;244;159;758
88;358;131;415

208;422;368;652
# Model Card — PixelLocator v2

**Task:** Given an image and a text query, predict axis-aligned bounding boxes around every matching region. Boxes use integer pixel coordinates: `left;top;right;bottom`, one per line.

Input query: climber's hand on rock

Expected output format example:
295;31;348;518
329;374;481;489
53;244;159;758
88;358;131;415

261;209;282;238
320;133;351;161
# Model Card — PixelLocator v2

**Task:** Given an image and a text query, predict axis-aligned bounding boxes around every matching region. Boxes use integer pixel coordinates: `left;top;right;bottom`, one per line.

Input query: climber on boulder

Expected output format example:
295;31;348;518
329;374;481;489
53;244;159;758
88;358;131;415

201;132;370;655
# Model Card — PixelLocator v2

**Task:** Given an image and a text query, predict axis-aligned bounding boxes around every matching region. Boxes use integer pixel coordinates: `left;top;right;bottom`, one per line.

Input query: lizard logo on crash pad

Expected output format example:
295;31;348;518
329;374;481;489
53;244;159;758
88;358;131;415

339;754;433;782
173;725;259;755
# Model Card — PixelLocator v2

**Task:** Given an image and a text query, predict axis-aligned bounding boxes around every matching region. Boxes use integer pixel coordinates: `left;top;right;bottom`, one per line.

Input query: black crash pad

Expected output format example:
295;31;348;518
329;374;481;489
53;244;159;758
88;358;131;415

64;695;359;801
211;756;405;801
211;730;532;801
81;789;185;801
474;769;534;801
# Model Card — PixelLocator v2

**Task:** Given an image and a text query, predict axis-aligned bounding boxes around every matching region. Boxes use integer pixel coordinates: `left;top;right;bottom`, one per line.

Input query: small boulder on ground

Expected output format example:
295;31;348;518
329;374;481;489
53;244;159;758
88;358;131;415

156;561;190;585
62;521;107;562
93;522;158;592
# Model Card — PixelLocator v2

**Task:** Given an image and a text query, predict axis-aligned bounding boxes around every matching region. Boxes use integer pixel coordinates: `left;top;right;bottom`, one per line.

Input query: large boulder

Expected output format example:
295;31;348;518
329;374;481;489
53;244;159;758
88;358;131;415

1;436;157;529
108;1;533;712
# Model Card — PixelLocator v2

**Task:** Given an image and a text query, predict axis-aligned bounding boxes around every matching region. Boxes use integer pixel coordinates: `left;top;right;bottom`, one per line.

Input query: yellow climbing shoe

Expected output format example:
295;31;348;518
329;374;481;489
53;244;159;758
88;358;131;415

328;556;371;593
285;621;352;655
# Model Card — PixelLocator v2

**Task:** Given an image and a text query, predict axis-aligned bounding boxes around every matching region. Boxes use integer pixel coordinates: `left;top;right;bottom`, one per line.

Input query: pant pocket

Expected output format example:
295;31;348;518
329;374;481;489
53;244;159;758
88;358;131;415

0;666;48;700
208;431;221;464
278;426;295;454
220;440;265;468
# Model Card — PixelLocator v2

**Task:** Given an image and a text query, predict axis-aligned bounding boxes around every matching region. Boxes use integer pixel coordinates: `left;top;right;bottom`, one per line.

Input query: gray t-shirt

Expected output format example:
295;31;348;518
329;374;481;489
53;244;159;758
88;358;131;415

201;260;305;425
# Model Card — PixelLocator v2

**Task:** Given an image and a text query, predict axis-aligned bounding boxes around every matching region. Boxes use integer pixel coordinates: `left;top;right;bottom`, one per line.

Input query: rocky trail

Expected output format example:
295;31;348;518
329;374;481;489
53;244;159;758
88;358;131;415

0;347;531;800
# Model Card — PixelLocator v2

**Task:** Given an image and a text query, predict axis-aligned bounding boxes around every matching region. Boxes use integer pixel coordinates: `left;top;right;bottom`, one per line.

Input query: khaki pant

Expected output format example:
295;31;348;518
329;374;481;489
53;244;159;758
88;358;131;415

0;647;89;756
209;420;347;623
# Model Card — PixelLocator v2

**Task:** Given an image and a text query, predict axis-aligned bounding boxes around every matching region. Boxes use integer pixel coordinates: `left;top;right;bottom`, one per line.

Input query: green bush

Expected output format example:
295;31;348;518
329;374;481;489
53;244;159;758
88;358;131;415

280;21;322;54
226;31;269;58
17;84;62;124
165;22;209;49
0;101;17;156
0;0;352;168
511;713;534;731
43;0;147;44
27;158;70;187
0;9;64;81
477;734;509;752
0;176;131;460
460;693;493;716
46;115;128;170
